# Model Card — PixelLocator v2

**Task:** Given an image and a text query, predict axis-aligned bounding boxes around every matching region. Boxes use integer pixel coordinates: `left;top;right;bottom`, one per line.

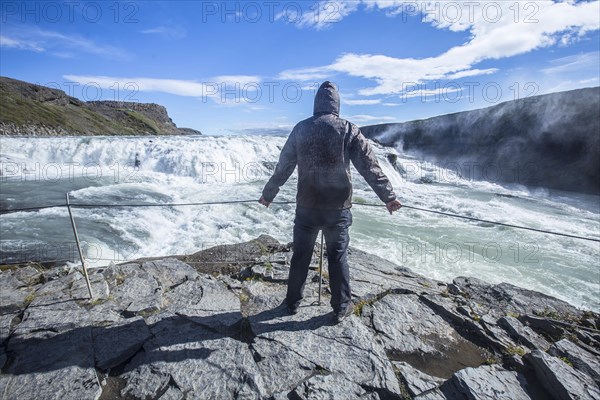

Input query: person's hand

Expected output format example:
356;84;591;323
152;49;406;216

386;199;402;214
258;196;271;208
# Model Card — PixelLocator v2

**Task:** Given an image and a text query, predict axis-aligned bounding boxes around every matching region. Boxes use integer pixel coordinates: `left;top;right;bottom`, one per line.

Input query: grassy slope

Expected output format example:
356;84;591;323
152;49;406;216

0;77;174;135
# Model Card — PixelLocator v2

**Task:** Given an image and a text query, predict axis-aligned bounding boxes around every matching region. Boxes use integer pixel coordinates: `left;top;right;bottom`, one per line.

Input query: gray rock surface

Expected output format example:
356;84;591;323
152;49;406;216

549;338;600;383
526;349;600;400
0;235;598;399
393;361;445;397
442;365;532;400
498;316;551;351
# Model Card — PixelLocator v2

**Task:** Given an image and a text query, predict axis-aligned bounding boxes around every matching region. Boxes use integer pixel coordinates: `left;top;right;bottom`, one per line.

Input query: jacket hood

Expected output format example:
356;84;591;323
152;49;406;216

313;81;340;116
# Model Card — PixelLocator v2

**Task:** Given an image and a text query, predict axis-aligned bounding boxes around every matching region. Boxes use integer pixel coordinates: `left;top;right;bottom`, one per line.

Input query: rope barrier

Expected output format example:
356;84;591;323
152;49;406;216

1;199;598;243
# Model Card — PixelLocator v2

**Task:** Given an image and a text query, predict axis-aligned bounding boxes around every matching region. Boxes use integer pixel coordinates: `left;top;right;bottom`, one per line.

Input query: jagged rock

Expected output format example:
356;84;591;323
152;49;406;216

120;351;172;399
549;339;600;383
366;293;488;379
0;325;100;400
250;262;290;282
498;316;552;351
159;386;185;399
141;258;198;289
121;315;265;399
1;237;598;399
12;265;42;286
450;277;582;320
575;330;600;354
0;272;33;313
518;315;566;339
415;388;448;399
40;264;70;282
346;247;431;298
478;316;520;352
108;264;163;316
172;276;242;332
248;298;402;397
290;373;380;399
525;349;600;400
252;337;318;395
70;270;110;300
92;316;152;370
441;365;532;399
393;361;445;397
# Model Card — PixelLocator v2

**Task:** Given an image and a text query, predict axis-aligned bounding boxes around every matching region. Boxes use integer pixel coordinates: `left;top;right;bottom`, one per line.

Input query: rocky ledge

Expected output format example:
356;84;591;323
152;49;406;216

0;235;598;399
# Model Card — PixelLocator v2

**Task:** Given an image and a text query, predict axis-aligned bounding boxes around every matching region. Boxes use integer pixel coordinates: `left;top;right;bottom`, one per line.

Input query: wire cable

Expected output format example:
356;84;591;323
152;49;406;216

1;198;598;242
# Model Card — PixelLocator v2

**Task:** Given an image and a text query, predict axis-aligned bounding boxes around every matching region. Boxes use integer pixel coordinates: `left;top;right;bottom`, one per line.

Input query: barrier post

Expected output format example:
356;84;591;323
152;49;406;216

317;231;323;306
65;193;94;299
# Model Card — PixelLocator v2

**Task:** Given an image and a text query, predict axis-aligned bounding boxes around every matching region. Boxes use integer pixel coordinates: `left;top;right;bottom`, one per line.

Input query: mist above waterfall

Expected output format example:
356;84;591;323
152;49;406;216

361;87;600;195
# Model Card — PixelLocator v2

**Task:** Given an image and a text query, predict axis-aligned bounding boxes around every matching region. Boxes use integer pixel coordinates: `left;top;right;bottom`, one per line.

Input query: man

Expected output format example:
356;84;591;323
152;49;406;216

259;81;402;323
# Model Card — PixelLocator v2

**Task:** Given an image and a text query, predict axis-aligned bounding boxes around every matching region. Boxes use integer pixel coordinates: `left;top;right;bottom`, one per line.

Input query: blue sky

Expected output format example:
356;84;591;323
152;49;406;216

1;0;599;134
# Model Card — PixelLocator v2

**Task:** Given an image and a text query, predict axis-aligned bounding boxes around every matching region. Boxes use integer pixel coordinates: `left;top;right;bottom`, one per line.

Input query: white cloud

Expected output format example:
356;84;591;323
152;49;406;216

343;99;382;105
0;35;44;52
140;25;186;39
276;0;360;30
62;74;263;105
280;0;600;95
446;68;499;80
0;27;129;59
277;66;335;81
542;51;600;74
402;86;463;99
344;114;397;124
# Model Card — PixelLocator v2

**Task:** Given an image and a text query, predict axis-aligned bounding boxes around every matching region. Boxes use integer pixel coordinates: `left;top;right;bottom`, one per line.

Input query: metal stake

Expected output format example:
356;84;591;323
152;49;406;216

66;193;94;299
317;231;324;306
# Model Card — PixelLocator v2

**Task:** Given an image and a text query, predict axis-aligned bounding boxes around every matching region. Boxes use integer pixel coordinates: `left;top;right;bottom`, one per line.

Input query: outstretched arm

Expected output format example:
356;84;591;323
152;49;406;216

349;127;402;214
259;130;297;207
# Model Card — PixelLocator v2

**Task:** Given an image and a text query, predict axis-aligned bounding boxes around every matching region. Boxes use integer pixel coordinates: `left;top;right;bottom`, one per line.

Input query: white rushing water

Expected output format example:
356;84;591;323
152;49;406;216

1;135;599;310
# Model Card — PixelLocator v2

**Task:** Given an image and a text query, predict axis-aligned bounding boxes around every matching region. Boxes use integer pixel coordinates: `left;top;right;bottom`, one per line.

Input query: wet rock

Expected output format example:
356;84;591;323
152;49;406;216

368;294;489;379
548;339;600;383
525;349;600;400
441;365;532;400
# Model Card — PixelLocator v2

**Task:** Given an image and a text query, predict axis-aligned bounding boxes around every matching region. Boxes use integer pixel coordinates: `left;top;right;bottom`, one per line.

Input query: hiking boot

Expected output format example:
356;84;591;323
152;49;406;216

282;298;299;315
333;303;354;324
287;303;299;315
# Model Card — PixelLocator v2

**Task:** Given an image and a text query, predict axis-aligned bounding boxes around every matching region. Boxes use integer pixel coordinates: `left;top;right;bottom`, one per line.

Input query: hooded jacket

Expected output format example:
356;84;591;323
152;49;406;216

262;81;396;209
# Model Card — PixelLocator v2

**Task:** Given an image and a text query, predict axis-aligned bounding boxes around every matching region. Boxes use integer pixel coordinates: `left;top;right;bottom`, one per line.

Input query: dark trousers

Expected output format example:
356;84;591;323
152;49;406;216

286;206;353;312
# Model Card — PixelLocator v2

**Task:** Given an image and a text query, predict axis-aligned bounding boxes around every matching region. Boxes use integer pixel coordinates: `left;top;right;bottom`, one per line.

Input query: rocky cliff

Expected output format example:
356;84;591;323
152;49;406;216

361;87;600;195
1;235;598;399
0;77;201;136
